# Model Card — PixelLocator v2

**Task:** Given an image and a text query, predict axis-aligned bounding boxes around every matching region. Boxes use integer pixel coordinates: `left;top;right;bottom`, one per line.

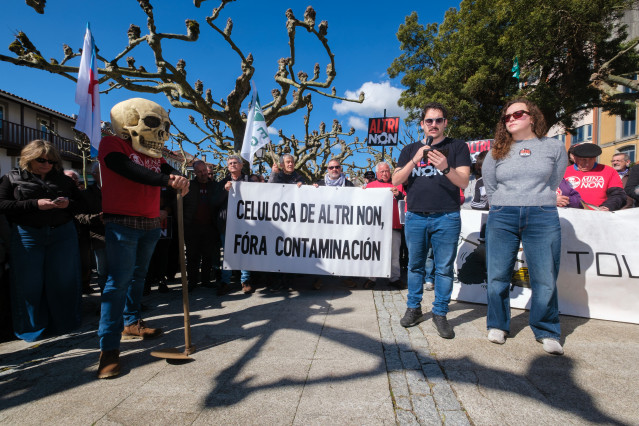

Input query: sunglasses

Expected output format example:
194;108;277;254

423;117;445;126
35;157;57;165
502;110;530;123
327;165;341;170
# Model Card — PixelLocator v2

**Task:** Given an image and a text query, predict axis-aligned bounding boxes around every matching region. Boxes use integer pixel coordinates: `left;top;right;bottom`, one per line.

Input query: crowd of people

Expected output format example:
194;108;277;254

0;96;638;377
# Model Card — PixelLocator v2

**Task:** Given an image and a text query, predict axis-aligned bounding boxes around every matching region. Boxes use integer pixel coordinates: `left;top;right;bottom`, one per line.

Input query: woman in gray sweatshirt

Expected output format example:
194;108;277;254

482;98;567;355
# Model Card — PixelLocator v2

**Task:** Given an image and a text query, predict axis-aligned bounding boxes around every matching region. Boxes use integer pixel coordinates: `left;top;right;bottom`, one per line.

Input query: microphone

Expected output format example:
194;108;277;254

423;136;434;163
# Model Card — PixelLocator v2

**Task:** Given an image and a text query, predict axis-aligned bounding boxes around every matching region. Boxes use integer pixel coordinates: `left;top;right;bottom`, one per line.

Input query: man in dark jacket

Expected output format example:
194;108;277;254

271;154;305;186
183;160;224;290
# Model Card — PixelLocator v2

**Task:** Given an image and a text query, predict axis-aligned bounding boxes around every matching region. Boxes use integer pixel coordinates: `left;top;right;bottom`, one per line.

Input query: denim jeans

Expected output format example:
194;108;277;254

98;223;160;351
94;247;108;292
485;206;561;340
220;233;250;284
10;222;81;341
405;211;461;315
424;244;434;284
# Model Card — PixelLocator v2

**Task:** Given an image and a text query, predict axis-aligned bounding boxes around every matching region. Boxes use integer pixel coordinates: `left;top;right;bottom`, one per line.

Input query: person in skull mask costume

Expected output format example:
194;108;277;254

97;98;189;379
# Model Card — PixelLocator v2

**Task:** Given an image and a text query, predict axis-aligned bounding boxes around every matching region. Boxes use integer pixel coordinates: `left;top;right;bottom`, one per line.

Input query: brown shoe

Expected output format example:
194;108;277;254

241;281;253;294
389;280;407;290
97;350;120;379
312;278;322;290
217;282;232;296
343;278;358;288
122;319;162;340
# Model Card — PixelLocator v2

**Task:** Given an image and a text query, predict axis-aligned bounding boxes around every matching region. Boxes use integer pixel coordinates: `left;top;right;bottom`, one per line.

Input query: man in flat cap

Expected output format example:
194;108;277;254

563;143;626;211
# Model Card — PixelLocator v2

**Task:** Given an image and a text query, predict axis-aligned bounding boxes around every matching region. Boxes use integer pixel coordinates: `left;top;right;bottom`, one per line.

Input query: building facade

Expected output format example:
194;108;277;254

0;89;83;175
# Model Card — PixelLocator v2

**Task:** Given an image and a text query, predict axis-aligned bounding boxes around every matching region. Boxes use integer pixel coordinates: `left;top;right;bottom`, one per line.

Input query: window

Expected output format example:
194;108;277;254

621;83;636;138
622;113;636;138
554;133;566;144
0;104;4;141
571;124;592;145
37;116;55;135
618;145;636;163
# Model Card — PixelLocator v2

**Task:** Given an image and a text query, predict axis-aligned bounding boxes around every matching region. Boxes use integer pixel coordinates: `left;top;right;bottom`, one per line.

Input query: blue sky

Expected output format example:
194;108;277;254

1;0;459;164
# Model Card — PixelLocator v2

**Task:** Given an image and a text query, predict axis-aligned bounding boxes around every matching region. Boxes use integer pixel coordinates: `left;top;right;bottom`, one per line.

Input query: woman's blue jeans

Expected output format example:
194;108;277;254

486;206;561;340
9;222;81;342
405;211;461;315
98;223;160;351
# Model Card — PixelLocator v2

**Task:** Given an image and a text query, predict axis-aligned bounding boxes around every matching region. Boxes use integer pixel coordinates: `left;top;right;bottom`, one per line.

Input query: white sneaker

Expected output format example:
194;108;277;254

541;338;564;355
424;282;434;291
487;328;506;344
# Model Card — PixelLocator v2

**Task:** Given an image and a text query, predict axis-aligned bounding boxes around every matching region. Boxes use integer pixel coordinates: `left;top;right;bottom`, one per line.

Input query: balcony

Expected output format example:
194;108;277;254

0;119;82;159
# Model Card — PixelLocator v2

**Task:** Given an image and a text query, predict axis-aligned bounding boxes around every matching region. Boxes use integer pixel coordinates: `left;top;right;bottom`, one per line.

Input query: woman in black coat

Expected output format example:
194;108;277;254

0;140;85;341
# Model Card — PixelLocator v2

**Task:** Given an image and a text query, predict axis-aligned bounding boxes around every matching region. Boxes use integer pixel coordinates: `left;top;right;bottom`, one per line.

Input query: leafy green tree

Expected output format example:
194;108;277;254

388;0;639;139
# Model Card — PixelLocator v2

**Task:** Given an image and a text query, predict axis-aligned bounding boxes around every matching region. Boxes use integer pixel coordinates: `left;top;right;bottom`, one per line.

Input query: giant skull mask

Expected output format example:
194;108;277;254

110;98;170;158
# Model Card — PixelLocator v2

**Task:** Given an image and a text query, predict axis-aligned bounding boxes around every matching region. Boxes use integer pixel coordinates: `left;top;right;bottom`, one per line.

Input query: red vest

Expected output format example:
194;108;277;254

98;135;166;218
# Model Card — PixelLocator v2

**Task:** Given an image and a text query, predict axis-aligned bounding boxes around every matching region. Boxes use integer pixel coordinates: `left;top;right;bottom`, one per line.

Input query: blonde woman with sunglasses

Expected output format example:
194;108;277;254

482;98;567;355
0;139;85;341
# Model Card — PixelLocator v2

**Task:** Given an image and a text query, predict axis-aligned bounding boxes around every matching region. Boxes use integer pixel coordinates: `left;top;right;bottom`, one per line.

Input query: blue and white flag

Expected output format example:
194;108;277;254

74;23;101;157
240;82;271;168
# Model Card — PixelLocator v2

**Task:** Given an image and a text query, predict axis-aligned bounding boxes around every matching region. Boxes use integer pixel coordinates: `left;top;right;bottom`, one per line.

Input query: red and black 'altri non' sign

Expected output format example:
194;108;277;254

367;117;400;147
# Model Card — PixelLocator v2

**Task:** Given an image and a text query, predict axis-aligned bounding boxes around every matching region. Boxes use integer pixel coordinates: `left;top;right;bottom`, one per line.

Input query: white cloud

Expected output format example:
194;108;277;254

348;116;368;131
267;126;278;135
332;81;407;119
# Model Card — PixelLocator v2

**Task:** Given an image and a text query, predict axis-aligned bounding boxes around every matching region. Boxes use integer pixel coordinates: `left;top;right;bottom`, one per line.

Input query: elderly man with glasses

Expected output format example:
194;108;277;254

563;143;626;211
392;102;471;338
363;162;405;290
220;155;253;294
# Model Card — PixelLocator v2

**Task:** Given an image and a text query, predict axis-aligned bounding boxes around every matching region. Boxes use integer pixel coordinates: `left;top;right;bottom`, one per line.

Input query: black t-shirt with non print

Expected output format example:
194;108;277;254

397;137;471;213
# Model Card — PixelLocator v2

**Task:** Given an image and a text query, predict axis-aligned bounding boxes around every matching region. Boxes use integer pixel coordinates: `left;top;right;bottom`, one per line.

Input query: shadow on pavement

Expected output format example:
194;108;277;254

0;277;629;425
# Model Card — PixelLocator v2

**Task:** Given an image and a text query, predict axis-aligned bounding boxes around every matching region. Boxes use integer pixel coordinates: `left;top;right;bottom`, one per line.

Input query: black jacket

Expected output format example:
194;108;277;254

182;179;225;226
0;168;85;228
271;170;306;185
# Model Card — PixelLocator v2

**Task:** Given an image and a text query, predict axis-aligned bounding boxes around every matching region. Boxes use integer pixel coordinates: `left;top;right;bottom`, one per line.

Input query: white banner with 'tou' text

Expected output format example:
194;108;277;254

453;208;639;324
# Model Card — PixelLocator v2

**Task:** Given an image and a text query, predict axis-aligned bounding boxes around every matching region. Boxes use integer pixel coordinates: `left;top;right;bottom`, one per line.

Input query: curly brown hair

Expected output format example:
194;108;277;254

19;139;63;173
492;98;547;161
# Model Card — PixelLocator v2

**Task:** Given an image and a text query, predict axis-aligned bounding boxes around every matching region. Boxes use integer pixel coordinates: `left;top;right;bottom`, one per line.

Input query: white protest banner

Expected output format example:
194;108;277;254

452;208;639;324
223;183;393;277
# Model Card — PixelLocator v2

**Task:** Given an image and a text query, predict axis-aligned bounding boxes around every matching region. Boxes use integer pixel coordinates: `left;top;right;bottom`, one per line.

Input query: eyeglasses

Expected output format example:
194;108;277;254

502;110;530;123
327;165;341;170
423;117;445;126
35;158;57;165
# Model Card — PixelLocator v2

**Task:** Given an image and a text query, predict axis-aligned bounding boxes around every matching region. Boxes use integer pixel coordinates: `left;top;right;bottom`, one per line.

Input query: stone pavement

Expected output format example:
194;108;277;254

1;276;638;425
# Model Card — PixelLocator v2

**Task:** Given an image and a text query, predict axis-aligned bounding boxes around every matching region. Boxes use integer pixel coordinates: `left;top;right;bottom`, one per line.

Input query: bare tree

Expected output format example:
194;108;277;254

3;1;364;166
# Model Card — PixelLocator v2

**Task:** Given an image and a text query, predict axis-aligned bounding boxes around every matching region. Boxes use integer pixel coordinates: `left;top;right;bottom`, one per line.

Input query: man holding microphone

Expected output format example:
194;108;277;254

392;102;471;338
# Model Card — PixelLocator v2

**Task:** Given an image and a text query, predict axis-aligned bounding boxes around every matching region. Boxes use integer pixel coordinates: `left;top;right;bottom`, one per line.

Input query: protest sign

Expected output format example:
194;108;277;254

453;208;639;324
223;183;393;277
367;117;400;146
